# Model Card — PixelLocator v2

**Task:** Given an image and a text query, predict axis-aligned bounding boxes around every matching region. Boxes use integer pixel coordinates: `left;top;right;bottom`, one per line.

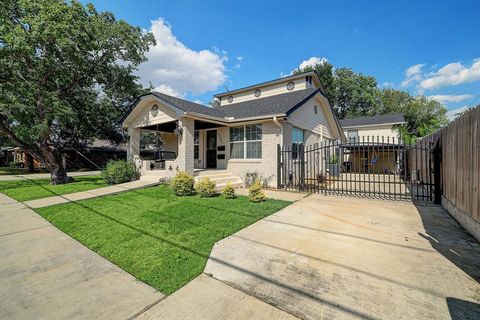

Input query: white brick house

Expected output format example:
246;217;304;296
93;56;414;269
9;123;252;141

121;71;343;188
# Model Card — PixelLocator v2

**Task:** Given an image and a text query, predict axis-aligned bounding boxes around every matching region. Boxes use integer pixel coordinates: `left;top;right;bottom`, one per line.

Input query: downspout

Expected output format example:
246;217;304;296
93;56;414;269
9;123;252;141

273;116;283;146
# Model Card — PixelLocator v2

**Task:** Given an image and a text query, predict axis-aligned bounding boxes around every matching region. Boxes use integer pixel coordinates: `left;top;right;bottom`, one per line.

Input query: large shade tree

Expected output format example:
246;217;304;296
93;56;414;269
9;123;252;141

0;0;155;183
294;62;448;142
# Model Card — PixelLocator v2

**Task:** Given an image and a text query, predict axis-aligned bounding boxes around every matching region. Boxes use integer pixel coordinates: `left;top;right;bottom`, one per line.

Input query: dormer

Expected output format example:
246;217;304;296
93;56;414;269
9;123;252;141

214;71;324;106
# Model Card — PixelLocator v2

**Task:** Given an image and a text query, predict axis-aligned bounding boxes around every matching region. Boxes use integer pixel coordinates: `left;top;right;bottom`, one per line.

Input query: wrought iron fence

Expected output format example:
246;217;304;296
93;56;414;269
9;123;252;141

277;135;440;201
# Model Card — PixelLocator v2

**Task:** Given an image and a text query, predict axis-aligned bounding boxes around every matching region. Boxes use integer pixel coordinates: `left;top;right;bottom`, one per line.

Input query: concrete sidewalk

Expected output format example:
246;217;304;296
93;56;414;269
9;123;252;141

24;177;161;208
0;194;165;320
0;170;101;181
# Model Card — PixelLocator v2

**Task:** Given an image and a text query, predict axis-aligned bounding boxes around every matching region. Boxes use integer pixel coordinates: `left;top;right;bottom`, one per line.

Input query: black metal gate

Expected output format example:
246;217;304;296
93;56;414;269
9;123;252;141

277;135;440;202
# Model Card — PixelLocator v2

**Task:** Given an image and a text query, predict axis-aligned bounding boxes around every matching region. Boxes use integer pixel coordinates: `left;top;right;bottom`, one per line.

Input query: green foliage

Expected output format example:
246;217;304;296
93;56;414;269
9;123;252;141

248;180;266;202
102;160;136;185
0;0;155;183
170;171;195;196
329;154;339;164
294;63;448;141
222;182;236;199
195;177;217;197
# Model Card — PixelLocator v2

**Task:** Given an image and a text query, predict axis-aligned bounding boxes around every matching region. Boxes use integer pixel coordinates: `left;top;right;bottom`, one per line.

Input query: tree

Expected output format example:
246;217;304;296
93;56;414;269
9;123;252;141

293;61;336;104
334;68;381;118
0;0;155;183
380;89;448;143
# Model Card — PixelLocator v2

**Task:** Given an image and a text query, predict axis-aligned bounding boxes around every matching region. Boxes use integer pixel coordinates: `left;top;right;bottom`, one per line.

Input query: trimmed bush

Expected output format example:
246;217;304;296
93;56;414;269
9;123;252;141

248;180;265;202
195;177;217;197
222;182;236;199
171;171;195;196
102;160;136;185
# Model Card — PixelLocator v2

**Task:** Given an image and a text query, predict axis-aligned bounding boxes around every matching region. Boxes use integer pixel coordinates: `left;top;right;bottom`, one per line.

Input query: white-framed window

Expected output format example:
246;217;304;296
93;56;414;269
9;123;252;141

347;129;358;143
292;126;304;160
230;123;262;159
194;130;200;159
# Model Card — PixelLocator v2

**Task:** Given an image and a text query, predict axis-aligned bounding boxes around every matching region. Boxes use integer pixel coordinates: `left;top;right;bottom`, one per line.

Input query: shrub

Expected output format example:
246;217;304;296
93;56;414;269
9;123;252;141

170;171;195;196
248;180;266;202
222;182;236;199
240;171;273;188
195;177;217;197
102;160;136;185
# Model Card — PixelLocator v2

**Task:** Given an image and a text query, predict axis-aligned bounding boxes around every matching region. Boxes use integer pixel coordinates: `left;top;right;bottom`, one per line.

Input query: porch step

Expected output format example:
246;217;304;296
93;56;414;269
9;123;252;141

194;169;230;177
194;171;243;188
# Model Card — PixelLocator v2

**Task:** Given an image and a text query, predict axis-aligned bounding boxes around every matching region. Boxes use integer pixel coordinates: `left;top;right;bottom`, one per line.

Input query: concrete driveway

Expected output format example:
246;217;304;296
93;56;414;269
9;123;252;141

205;195;480;320
0;194;165;319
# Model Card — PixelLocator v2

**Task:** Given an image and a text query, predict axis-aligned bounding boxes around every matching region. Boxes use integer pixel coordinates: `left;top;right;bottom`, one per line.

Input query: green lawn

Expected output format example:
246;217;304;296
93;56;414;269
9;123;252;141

0;175;107;201
0;166;50;175
35;185;291;294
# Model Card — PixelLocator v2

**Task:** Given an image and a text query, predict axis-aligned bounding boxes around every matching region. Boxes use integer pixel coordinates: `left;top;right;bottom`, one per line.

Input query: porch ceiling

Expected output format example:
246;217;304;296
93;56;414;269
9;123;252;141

194;120;224;130
141;121;176;133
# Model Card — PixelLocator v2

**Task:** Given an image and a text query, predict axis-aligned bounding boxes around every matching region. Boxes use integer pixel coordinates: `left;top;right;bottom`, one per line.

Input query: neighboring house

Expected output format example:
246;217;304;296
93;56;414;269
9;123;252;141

339;113;406;173
121;71;344;187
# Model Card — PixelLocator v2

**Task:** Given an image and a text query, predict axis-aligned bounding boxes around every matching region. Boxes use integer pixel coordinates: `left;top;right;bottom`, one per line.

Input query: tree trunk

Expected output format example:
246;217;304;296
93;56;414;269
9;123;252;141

40;146;73;184
27;154;34;172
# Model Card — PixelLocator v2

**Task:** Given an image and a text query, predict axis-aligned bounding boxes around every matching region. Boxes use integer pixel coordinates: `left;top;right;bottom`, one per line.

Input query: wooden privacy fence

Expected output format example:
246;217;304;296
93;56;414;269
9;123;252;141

433;105;479;241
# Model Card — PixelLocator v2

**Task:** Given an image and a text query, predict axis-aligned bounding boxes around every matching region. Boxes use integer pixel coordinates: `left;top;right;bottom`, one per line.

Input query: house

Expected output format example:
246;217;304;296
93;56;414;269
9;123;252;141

339;113;406;173
121;71;344;187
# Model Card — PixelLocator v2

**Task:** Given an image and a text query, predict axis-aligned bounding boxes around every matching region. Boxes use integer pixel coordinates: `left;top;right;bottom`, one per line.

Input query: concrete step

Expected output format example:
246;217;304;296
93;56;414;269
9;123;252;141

216;181;244;190
194;170;229;177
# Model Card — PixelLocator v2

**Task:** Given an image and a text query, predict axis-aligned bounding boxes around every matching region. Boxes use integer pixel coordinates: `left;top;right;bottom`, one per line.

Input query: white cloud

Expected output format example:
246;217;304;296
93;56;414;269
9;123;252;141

381;81;395;88
401;63;424;87
298;56;328;70
136;18;227;96
153;84;184;98
427;94;473;104
236;56;243;61
400;58;480;91
446;106;470;120
419;59;480;90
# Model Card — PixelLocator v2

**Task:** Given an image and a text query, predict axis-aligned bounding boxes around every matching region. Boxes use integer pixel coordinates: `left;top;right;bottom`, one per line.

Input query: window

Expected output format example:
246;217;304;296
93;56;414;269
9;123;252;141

287;81;295;91
306;76;313;88
254;89;261;97
347;129;358;143
227;95;233;103
194;130;200;159
292;127;304;160
230;124;262;159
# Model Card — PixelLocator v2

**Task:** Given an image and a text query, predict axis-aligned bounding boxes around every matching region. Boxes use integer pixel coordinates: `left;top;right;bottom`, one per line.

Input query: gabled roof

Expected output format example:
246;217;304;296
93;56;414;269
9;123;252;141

215;88;320;119
213;70;324;98
121;88;321;123
339;113;405;127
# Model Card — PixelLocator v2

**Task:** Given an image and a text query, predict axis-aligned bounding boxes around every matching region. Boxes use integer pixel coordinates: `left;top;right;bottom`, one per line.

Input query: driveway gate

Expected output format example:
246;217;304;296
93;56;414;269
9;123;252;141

277;135;440;202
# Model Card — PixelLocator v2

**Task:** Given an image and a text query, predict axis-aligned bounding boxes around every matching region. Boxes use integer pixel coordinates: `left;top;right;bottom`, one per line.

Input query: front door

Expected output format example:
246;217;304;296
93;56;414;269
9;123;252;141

206;130;217;168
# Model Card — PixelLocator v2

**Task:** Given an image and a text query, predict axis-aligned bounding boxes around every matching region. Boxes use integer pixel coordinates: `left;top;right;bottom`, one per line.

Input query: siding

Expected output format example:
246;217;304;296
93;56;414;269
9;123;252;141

219;77;307;106
344;125;400;141
130;101;177;128
287;96;333;140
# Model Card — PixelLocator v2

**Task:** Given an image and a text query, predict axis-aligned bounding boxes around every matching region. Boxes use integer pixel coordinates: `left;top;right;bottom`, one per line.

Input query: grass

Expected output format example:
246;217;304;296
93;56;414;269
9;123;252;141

0;166;50;175
35;185;291;294
0;175;107;201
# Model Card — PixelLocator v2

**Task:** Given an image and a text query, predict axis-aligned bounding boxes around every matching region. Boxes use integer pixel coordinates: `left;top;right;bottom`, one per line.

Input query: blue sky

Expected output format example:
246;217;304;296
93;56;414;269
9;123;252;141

85;0;480;119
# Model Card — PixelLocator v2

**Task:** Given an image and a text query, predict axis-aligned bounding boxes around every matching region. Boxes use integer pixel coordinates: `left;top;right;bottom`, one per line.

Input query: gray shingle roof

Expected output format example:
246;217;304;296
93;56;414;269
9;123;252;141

214;88;319;119
122;88;323;125
339;113;405;127
151;92;225;118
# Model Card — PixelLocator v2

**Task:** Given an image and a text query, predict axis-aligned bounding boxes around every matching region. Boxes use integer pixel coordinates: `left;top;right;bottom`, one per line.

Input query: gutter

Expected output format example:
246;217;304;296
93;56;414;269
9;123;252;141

273;116;283;146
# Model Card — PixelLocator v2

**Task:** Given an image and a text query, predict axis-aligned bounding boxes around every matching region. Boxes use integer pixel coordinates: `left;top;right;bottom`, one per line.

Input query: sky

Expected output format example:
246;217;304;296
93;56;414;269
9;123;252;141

83;0;480;119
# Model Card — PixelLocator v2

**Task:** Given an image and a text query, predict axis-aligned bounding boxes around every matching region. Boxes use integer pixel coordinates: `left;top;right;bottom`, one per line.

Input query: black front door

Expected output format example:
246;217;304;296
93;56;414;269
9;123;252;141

206;130;217;168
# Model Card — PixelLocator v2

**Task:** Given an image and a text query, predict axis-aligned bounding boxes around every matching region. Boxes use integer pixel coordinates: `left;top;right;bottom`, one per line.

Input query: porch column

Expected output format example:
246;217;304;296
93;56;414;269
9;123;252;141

127;127;141;162
177;117;194;175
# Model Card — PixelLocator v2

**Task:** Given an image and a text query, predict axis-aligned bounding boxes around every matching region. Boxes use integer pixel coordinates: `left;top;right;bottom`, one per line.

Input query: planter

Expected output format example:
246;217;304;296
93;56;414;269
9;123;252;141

329;164;340;177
